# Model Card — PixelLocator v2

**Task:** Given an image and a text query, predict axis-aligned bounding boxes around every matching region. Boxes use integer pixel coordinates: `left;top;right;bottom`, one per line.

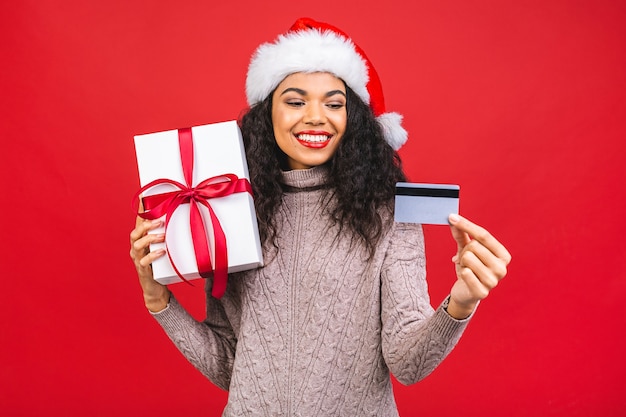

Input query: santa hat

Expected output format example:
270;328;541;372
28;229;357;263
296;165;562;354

245;17;408;150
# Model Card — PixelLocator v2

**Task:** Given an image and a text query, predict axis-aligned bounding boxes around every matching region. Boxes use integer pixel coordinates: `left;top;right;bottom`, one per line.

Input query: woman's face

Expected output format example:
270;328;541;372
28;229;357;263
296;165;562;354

271;72;347;170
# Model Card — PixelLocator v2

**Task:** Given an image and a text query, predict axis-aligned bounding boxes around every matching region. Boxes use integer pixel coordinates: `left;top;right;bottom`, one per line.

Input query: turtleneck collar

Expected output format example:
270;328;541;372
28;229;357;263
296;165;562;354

280;165;330;190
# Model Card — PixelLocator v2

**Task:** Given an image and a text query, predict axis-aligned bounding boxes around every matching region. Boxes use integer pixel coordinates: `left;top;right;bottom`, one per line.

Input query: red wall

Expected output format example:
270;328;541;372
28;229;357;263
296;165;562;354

2;1;625;416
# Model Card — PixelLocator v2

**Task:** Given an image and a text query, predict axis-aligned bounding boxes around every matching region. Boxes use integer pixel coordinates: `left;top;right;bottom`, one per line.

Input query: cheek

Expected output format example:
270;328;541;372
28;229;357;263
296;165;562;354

272;112;288;139
272;107;292;131
271;113;292;152
331;113;347;135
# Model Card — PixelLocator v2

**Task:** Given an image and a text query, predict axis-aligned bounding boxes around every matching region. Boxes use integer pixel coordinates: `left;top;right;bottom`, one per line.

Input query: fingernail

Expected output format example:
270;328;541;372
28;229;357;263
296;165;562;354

449;213;460;223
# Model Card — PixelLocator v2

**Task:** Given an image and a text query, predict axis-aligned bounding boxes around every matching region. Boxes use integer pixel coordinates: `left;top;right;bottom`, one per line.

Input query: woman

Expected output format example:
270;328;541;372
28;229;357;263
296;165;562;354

130;18;511;416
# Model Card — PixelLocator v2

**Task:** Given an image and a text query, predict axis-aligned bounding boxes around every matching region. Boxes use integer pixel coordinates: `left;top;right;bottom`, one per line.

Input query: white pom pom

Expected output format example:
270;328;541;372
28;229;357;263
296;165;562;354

377;112;408;150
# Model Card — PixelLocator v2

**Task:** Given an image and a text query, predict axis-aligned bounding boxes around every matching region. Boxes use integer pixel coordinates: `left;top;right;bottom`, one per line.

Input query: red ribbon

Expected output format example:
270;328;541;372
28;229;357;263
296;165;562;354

132;127;252;298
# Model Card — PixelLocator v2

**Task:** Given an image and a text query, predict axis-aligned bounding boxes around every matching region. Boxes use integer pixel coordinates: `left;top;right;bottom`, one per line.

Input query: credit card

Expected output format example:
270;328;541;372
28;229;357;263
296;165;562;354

394;182;460;225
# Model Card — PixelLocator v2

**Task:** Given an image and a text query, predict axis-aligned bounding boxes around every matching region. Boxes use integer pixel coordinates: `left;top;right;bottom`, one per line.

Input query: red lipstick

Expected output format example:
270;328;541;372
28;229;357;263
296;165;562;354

295;130;332;149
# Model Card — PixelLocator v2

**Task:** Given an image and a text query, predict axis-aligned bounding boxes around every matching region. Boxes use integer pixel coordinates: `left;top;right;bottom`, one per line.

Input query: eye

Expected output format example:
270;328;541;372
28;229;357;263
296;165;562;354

326;102;345;110
285;99;305;107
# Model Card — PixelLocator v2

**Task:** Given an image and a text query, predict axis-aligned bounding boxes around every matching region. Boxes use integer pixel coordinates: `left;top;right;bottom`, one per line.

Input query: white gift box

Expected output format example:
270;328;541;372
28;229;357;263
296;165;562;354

134;120;263;285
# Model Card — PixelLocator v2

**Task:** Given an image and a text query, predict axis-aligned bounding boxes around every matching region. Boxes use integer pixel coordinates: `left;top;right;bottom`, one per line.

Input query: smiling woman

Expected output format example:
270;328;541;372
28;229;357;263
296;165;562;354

128;17;511;416
271;72;347;170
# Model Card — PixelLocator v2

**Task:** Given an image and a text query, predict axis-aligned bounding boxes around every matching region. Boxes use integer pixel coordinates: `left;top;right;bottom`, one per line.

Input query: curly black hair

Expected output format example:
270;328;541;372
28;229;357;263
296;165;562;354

239;84;406;255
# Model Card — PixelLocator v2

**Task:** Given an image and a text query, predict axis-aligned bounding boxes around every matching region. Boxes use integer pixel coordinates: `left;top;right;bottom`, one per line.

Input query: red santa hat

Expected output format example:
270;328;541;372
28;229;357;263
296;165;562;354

245;17;408;150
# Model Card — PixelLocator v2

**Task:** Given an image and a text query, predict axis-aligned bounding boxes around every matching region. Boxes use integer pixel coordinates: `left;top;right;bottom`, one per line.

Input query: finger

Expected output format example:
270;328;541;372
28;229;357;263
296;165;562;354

130;218;163;244
461;240;509;280
135;249;166;286
449;214;511;264
459;249;501;290
133;231;165;251
130;232;165;261
457;266;490;300
138;248;166;268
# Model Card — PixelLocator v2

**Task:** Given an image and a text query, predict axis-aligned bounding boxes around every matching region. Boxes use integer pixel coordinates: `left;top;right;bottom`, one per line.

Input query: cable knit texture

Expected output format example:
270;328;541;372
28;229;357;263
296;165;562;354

153;166;471;416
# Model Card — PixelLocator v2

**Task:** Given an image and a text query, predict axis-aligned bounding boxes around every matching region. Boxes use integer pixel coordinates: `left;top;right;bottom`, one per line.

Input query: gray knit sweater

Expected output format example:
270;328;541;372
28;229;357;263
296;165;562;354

153;166;471;416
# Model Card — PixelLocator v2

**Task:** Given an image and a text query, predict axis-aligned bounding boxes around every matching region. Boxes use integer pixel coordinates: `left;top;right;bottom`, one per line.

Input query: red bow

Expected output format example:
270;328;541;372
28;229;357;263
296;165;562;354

132;127;252;298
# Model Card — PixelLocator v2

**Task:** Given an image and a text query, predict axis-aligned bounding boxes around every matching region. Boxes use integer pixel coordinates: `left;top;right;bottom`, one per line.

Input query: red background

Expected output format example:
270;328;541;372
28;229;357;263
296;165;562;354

2;1;625;416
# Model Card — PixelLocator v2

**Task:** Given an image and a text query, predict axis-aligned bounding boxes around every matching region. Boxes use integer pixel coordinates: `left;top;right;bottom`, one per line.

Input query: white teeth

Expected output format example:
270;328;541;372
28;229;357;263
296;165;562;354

298;134;329;143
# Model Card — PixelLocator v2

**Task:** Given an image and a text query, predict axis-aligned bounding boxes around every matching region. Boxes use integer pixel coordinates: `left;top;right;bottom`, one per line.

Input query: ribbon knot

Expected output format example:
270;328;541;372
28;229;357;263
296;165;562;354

132;127;252;298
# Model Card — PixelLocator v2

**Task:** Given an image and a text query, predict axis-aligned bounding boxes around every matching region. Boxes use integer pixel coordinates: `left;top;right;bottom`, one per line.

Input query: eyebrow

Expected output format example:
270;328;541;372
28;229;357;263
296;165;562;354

279;87;346;98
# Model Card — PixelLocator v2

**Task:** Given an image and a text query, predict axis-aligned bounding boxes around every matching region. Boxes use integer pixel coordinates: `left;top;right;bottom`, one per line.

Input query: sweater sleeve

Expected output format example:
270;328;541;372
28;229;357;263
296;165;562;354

151;285;237;391
380;222;472;385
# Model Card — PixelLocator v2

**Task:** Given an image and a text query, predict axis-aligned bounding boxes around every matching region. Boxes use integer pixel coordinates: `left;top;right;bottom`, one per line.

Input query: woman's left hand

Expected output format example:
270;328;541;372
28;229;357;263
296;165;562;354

445;213;512;319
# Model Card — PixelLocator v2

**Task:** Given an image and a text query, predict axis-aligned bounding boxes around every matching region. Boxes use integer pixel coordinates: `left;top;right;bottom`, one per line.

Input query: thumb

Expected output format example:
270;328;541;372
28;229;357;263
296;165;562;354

449;213;470;250
135;198;146;228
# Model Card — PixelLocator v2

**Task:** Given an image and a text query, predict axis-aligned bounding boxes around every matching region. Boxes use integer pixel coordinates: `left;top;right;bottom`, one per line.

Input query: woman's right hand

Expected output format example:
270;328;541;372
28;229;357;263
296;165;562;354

129;216;171;312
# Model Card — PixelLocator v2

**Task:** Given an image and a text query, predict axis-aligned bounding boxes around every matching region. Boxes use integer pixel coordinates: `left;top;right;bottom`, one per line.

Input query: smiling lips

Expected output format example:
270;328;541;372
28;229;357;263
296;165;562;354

295;131;332;149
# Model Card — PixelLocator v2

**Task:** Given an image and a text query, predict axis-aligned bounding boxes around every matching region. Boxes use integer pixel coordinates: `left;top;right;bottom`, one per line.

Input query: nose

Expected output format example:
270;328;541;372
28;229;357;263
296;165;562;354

304;102;326;125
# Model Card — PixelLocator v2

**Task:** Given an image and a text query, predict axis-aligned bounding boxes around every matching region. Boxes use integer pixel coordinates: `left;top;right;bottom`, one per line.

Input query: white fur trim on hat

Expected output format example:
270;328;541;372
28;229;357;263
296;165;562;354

246;30;370;106
377;112;408;151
